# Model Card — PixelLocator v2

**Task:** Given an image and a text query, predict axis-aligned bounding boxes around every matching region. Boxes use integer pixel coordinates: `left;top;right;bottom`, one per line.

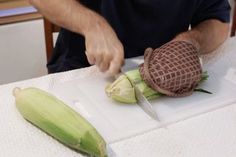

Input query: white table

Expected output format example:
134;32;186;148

1;37;236;157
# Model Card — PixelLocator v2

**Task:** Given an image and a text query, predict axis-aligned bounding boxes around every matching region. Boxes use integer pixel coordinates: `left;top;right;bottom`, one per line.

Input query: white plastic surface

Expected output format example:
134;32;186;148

48;54;236;144
49;68;159;144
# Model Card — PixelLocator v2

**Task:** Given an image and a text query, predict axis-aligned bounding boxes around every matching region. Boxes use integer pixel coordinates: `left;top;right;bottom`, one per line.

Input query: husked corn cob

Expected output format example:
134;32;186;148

105;69;209;104
13;87;107;157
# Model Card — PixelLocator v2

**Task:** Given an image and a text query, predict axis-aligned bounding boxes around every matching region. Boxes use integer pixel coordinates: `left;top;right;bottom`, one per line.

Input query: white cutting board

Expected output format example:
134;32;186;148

48;57;236;144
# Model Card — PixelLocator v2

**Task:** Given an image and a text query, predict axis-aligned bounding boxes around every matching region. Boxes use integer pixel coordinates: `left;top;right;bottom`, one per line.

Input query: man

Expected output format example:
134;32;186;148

30;0;230;75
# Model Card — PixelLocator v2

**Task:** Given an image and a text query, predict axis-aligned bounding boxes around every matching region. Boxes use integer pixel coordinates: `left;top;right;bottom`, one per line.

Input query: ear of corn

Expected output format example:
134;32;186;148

105;69;162;104
105;74;136;103
105;69;209;104
13;87;107;157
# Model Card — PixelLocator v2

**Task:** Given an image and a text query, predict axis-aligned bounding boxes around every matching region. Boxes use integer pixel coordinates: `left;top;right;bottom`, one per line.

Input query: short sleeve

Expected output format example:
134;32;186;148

79;0;101;13
191;0;231;26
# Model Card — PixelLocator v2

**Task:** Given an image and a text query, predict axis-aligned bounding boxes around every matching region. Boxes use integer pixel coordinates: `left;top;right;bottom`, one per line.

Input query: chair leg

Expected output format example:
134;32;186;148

43;18;54;62
231;1;236;36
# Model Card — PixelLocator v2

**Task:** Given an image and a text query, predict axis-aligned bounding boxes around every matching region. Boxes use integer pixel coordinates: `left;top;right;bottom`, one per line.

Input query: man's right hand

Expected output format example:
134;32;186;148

84;20;124;76
29;0;124;75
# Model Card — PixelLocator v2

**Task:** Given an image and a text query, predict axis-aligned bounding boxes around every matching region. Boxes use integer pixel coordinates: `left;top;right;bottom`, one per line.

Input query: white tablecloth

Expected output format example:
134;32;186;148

0;37;236;157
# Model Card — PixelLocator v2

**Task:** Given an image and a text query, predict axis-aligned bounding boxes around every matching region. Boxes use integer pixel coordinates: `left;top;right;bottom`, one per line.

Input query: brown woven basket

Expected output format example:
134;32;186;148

139;40;202;97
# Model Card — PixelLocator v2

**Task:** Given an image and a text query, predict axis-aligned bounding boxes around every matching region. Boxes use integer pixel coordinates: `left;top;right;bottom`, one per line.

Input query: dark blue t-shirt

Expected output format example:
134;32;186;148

47;0;230;73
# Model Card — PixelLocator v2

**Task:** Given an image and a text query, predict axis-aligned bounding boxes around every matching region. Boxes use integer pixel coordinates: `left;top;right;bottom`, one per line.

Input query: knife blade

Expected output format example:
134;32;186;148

120;70;160;122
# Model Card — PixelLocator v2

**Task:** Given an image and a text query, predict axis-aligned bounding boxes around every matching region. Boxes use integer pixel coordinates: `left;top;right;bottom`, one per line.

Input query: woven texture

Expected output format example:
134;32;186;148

139;41;202;97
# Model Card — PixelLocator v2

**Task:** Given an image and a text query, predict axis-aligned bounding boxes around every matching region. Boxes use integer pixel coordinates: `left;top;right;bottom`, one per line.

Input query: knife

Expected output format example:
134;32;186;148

120;70;160;122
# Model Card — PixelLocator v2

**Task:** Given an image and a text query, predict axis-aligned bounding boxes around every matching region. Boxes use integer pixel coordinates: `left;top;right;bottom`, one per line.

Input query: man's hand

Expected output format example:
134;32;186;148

29;0;124;75
84;20;124;75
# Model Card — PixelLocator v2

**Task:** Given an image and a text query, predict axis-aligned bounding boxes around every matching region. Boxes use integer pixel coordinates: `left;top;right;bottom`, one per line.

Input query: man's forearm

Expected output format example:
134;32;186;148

175;19;230;54
29;0;109;35
30;0;124;75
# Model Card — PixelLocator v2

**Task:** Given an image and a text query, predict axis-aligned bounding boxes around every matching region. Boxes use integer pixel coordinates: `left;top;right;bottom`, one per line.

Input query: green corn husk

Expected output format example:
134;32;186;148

105;69;209;104
13;87;107;157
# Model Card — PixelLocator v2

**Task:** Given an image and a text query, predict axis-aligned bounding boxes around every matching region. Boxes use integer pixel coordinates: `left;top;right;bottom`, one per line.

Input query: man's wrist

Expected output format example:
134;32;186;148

82;16;109;36
174;31;201;52
68;3;109;36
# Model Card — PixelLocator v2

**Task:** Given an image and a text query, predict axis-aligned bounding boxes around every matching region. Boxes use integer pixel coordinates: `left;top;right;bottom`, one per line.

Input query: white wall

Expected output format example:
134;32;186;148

0;19;48;85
